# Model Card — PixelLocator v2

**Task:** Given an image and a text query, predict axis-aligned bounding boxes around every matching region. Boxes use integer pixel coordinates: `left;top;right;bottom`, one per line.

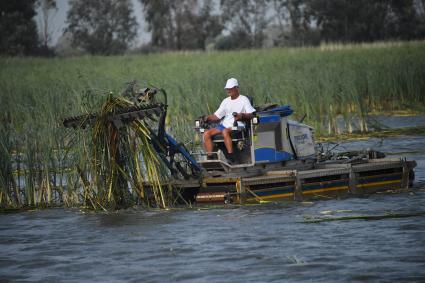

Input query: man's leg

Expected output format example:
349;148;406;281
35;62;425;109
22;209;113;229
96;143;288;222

222;128;233;154
203;128;222;156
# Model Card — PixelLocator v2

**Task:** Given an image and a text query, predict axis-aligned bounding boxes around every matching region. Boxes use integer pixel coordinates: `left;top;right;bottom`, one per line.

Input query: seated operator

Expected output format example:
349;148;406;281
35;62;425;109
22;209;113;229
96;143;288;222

202;78;255;162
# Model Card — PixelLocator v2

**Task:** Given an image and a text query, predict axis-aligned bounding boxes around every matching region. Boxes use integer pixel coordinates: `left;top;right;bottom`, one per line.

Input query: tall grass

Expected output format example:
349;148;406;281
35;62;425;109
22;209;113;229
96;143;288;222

0;41;424;209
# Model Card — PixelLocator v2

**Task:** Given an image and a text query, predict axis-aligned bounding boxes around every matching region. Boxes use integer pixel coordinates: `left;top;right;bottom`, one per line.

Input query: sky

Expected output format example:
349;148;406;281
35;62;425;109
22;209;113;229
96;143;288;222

36;0;150;47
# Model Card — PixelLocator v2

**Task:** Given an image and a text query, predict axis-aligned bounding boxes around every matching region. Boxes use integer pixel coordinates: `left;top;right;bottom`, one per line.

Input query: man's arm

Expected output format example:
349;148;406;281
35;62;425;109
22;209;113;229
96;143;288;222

204;114;221;122
234;112;254;121
234;96;256;121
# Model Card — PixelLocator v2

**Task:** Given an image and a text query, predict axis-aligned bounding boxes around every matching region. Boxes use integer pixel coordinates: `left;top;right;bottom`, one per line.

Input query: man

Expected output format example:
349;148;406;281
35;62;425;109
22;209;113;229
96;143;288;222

203;78;255;162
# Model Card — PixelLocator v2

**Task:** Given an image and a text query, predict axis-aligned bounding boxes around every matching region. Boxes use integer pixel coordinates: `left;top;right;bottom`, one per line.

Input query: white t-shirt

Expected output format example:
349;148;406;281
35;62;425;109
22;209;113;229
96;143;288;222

214;95;256;128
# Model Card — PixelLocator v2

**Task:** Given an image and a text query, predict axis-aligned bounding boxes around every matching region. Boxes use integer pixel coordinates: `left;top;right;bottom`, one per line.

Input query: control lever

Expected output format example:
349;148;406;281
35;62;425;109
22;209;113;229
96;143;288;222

232;112;238;127
195;115;208;131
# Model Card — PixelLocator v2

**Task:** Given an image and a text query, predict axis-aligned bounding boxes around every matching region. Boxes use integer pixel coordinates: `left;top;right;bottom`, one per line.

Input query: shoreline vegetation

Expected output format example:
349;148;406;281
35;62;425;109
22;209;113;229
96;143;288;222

1;41;424;210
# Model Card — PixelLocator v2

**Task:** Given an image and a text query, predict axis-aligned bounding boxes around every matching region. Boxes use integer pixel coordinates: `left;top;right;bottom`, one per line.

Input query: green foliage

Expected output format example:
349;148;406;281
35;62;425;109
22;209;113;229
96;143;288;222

220;0;270;48
307;0;425;42
0;0;39;56
140;0;223;50
66;0;138;55
272;0;318;47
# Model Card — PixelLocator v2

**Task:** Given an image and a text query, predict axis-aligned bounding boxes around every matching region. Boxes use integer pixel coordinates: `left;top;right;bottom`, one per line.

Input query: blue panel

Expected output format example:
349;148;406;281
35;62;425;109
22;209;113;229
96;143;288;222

275;150;293;161
259;115;280;123
255;148;293;162
259;105;293;117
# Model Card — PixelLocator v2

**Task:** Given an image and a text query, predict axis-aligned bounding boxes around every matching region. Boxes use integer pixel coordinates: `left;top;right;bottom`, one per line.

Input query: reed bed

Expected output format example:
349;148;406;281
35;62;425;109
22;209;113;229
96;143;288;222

1;41;424;209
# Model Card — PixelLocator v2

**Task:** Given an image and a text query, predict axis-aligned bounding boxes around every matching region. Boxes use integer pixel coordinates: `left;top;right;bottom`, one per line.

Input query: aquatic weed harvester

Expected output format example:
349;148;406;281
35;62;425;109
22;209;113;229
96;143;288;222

63;84;416;208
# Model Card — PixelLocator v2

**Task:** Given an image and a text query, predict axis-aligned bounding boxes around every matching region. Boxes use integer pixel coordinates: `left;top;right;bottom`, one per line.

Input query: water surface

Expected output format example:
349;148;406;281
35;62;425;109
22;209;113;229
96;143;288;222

1;122;425;282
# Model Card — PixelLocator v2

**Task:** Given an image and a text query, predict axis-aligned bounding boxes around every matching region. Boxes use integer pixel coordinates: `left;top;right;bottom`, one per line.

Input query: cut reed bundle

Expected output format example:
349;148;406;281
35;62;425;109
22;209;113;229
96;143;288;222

77;94;169;210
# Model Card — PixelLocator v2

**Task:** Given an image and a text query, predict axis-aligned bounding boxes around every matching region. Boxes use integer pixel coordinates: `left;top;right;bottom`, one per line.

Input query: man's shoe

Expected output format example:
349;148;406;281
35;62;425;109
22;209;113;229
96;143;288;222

206;154;215;160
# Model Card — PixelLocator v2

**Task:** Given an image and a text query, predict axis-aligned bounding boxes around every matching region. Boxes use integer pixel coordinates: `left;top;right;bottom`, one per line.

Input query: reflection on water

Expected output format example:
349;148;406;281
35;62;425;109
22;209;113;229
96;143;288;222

333;115;425;133
1;132;425;282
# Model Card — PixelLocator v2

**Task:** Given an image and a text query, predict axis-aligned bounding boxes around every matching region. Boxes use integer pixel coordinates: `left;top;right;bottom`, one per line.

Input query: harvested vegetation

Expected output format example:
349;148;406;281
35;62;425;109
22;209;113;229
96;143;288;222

76;95;170;210
1;41;424;209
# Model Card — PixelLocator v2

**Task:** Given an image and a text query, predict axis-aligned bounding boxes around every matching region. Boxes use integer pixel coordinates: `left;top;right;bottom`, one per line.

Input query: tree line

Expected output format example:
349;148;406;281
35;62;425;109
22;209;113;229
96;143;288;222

1;0;425;56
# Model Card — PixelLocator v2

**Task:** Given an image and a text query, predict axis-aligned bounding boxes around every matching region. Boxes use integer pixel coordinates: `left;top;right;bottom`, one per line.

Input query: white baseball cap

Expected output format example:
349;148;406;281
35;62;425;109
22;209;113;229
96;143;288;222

224;78;238;89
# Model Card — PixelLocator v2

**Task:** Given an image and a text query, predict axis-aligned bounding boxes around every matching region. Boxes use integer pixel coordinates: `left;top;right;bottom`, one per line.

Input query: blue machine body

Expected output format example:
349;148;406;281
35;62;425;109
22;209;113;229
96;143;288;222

252;105;315;163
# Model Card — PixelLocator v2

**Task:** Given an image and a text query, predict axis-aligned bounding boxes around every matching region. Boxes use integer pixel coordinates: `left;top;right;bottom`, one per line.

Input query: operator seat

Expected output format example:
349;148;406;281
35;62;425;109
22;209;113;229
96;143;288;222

212;95;254;143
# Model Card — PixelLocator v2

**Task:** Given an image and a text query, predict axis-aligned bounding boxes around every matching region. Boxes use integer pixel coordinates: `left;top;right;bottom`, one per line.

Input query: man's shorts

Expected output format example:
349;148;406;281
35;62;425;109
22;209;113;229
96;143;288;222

215;124;226;131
